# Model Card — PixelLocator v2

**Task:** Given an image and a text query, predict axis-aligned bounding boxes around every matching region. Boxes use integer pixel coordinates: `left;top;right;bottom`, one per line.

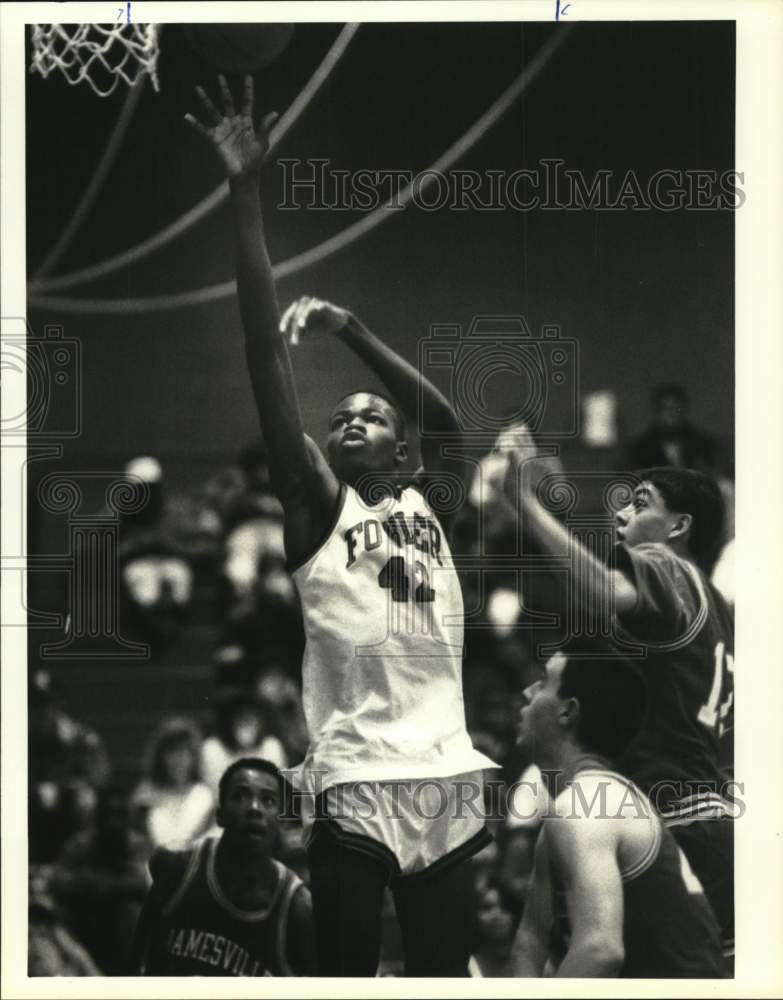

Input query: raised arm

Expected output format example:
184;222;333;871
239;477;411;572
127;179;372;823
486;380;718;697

185;78;339;566
281;297;466;480
502;446;638;617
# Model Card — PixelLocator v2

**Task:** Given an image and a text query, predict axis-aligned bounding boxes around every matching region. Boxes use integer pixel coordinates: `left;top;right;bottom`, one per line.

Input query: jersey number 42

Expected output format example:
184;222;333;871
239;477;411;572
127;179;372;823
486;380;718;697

378;555;435;603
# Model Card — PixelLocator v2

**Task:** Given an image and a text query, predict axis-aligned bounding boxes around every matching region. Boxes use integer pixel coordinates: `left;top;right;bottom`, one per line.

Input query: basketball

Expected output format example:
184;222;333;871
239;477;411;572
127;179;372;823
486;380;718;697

184;23;295;73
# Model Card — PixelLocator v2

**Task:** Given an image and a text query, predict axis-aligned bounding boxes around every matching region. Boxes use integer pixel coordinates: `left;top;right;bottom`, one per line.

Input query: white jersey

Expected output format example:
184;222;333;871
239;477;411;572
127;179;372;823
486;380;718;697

290;482;497;792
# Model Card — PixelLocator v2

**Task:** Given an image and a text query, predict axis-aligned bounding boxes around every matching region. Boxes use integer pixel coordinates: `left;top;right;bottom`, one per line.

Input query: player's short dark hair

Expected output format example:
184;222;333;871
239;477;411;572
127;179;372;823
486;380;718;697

218;757;284;808
331;390;406;440
557;647;647;761
637;466;725;568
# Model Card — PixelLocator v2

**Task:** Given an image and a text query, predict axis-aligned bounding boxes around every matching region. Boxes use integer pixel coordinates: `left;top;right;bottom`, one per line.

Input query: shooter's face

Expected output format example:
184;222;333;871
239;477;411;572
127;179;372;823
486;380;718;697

326;393;406;484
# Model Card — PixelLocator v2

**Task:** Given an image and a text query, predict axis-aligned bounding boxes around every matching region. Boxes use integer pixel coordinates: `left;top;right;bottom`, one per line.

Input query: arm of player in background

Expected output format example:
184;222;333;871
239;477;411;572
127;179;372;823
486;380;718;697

545;806;626;977
500;447;638;617
285;884;318;975
127;890;161;975
126;853;174;974
510;828;554;976
282;297;470;509
185;76;340;567
338;310;465;475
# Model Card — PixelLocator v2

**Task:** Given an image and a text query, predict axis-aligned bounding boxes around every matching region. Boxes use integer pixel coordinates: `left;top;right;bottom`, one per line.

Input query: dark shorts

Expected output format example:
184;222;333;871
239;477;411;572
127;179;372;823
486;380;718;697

668;817;734;958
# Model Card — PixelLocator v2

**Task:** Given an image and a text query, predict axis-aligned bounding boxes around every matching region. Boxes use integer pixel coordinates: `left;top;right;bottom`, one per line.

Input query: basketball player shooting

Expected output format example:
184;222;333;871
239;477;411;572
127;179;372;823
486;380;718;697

186;76;497;977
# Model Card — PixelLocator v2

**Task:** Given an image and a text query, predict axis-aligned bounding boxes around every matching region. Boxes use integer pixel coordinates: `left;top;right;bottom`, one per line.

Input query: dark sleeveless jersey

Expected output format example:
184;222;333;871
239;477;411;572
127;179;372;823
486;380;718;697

144;838;304;976
550;770;727;978
612;543;734;817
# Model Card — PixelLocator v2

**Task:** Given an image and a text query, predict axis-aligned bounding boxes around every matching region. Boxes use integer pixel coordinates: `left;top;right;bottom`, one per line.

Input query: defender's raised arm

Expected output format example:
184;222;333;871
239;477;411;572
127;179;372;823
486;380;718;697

281;297;469;509
501;446;638;617
186;77;339;563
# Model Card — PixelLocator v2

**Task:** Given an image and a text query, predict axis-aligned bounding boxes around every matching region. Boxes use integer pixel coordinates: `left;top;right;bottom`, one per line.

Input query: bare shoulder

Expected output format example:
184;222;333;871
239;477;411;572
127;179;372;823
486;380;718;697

288;882;312;920
281;435;342;569
548;775;629;848
300;435;340;502
302;434;326;466
285;881;316;975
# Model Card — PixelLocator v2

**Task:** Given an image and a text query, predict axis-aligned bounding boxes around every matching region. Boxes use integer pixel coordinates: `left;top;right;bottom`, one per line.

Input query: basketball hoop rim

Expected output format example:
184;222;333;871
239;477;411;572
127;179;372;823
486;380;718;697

29;22;162;98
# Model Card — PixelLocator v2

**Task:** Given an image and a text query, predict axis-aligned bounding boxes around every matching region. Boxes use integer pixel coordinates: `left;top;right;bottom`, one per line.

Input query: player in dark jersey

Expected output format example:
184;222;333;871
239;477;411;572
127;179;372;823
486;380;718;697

612;469;735;962
511;649;727;978
506;450;735;963
130;759;315;976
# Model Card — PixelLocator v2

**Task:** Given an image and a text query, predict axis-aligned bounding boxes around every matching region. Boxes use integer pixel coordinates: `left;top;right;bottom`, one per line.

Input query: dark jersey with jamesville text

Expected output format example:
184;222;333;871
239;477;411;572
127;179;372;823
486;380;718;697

613;543;735;818
142;838;306;976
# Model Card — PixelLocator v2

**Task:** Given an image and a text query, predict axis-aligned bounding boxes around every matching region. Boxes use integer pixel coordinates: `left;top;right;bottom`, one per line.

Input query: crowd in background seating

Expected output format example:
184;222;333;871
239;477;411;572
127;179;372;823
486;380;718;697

28;389;734;975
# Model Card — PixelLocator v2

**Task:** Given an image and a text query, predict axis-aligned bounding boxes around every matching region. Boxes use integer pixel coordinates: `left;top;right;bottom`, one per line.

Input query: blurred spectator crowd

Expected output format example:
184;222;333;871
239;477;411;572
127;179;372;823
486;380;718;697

28;385;734;976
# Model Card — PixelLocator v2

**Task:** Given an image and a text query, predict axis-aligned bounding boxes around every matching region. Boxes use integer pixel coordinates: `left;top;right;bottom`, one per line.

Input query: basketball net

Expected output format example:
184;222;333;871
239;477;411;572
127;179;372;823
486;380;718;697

30;24;160;98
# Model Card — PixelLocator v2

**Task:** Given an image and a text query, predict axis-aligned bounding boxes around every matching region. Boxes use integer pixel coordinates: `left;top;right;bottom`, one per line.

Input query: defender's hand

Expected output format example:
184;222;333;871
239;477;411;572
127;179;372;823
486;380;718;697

185;75;278;179
497;422;558;505
280;296;351;346
492;421;539;465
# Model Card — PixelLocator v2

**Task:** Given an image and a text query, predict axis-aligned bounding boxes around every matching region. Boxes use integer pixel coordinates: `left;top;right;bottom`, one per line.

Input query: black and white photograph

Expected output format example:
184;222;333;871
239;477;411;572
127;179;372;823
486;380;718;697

1;1;782;994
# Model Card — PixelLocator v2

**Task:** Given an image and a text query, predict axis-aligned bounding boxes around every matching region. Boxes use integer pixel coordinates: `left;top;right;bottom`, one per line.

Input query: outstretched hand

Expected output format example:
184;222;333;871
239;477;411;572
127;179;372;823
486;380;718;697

280;296;350;346
495;422;562;505
185;74;278;180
